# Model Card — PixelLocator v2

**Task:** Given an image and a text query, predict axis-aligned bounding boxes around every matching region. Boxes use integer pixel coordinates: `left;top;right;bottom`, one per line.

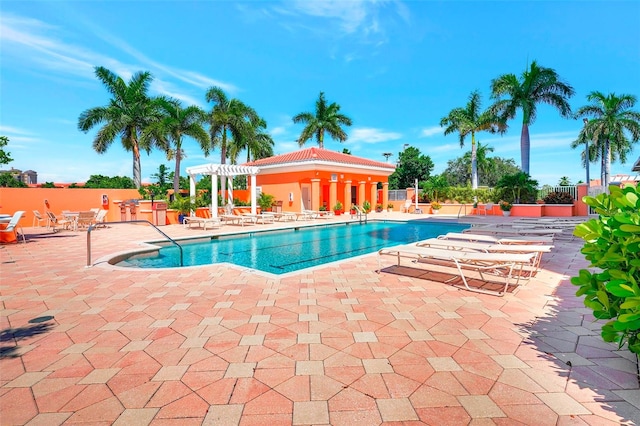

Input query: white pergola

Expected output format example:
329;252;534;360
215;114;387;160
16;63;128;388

185;164;260;218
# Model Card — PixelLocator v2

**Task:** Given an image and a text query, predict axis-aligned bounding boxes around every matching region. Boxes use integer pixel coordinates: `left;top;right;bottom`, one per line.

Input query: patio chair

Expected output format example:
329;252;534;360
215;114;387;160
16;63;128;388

32;210;47;227
477;202;494;215
76;211;97;229
401;200;413;213
377;244;537;296
1;211;26;243
93;209;108;228
46;211;72;232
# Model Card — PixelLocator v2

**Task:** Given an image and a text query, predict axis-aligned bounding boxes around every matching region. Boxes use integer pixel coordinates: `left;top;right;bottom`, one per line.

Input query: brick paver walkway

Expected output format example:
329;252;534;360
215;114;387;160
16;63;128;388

1;214;638;425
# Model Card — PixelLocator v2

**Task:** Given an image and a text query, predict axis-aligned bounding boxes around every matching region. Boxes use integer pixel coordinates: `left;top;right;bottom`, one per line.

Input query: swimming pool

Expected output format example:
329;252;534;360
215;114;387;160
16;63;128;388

117;220;467;274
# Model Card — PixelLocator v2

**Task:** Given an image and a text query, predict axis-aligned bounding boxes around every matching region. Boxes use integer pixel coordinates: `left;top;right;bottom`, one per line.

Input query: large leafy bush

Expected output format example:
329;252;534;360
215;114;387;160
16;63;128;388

543;191;574;204
572;186;640;354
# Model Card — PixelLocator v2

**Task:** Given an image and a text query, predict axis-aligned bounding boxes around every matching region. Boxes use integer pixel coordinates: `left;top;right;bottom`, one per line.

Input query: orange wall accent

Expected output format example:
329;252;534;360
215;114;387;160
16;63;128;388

0;188;141;226
255;170;390;212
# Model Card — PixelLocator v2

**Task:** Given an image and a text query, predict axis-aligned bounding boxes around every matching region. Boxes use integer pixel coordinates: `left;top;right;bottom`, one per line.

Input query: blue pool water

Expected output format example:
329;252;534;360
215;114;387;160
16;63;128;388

118;220;467;274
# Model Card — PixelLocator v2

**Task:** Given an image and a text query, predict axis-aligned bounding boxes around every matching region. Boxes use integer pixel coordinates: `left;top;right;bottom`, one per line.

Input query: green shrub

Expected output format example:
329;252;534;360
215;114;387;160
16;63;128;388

543;191;574;204
258;193;275;211
572;186;640;354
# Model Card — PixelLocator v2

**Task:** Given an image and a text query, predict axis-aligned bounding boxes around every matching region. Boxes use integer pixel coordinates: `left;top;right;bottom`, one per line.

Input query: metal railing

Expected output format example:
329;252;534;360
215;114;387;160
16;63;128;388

537;185;578;201
351;205;367;224
86;220;183;267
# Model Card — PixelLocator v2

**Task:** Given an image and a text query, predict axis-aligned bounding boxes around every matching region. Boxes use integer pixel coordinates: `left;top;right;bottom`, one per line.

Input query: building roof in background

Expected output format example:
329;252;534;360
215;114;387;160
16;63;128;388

633;157;640;172
244;147;395;170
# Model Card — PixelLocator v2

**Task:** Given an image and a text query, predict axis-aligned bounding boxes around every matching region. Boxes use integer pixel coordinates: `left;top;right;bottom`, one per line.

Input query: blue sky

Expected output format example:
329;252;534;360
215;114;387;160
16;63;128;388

1;0;639;186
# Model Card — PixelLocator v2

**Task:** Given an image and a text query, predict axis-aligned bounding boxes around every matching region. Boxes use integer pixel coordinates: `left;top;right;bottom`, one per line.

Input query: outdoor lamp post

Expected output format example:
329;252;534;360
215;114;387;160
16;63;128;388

583;118;590;186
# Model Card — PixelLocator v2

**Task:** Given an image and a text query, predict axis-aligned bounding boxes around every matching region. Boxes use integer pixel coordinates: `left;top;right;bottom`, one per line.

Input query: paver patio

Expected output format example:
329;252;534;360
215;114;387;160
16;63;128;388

1;214;638;425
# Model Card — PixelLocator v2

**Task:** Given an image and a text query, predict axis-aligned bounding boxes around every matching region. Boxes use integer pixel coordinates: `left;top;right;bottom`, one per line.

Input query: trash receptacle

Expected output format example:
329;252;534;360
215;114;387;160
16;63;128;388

119;202;127;221
152;201;167;226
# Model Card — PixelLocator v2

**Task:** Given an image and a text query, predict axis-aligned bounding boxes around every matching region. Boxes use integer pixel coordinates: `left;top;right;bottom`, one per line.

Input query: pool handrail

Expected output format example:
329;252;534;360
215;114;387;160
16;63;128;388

86;220;183;267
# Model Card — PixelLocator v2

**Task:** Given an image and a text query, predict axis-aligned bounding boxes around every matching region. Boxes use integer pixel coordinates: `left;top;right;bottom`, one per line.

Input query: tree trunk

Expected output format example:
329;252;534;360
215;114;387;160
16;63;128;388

604;138;611;192
220;131;227;204
471;133;478;189
520;124;530;175
132;139;141;189
174;152;181;196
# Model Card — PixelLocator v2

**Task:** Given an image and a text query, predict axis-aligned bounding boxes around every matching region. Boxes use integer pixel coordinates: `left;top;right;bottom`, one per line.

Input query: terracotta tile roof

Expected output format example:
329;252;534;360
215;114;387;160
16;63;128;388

243;147;395;169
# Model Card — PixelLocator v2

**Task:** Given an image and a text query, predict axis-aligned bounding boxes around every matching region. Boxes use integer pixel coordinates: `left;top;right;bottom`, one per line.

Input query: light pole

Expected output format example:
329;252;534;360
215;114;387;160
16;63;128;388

382;153;393;162
583;118;590;187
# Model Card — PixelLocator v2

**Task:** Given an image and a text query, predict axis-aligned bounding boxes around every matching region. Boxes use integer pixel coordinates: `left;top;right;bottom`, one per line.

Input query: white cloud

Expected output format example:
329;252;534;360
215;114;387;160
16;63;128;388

419;126;442;137
289;0;370;34
349;127;402;143
0;125;33;135
0;12;237;94
150;80;203;108
428;143;461;153
270;126;287;136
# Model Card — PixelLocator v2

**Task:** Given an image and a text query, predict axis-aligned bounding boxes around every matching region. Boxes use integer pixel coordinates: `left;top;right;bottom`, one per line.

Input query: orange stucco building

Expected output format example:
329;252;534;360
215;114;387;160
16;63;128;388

243;148;396;212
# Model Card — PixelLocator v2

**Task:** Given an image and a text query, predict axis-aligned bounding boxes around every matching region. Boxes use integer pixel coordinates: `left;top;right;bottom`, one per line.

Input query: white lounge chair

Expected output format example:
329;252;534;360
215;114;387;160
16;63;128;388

183;215;222;230
1;211;26;243
463;226;563;238
441;232;554;245
272;212;298;222
378;244;537;296
416;238;553;276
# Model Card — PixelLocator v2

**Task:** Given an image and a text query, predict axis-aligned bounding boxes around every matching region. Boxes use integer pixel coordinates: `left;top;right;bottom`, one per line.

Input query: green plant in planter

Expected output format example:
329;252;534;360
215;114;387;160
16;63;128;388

431;201;442;210
543;191;574;204
375;203;383;212
362;200;371;213
333;200;343;212
257;192;275;211
170;195;196;215
319;205;327;211
498;200;512;211
572;185;640;354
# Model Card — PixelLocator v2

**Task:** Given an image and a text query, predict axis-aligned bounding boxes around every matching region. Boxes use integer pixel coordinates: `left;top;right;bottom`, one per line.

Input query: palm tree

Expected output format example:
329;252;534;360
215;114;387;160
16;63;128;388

574;92;640;189
143;98;210;195
462;141;495;186
229;116;274;163
78;66;160;188
490;61;575;175
293;92;352;149
440;91;506;189
206;86;257;202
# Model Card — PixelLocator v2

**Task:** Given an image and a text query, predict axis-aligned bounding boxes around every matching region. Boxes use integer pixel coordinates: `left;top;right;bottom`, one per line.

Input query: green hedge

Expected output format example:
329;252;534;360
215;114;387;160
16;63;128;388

572;186;640;354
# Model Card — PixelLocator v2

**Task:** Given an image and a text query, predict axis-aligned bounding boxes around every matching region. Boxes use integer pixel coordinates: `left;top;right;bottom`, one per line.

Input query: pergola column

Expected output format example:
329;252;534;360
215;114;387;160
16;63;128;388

311;178;321;211
370;182;378;209
344;180;352;209
358;181;366;208
382;182;389;210
329;181;337;211
211;174;219;217
250;174;257;215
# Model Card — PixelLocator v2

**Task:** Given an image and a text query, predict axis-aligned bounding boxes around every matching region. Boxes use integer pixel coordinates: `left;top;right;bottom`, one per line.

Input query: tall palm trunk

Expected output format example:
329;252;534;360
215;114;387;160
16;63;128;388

520;124;530;175
604;138;611;191
132;139;142;189
470;133;478;189
220;129;228;204
173;149;181;196
318;131;324;149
